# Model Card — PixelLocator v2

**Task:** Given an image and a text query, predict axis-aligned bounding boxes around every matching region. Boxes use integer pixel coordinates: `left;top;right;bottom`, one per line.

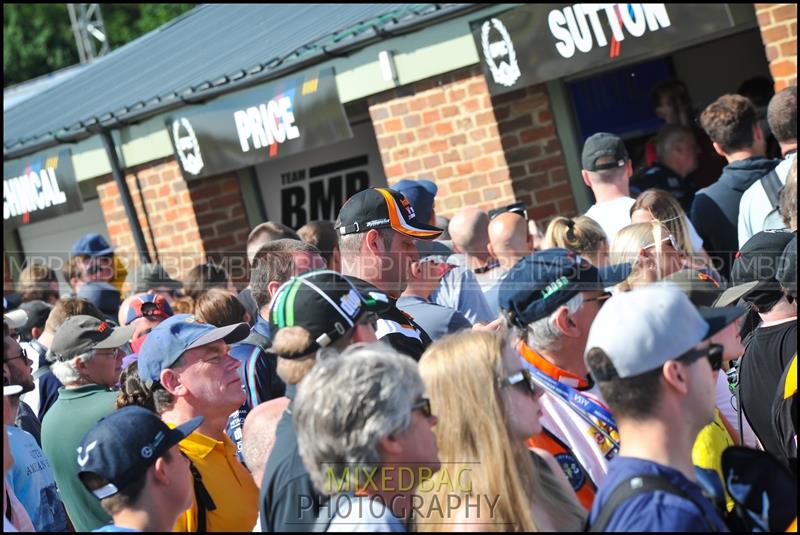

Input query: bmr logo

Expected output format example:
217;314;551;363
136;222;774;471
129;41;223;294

172;118;204;176
548;4;672;59
481;18;520;87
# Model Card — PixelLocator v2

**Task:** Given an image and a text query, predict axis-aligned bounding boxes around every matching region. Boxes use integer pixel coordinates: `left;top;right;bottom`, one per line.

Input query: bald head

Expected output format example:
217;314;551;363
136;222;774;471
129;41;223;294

448;207;490;257
488;212;531;265
242;396;290;487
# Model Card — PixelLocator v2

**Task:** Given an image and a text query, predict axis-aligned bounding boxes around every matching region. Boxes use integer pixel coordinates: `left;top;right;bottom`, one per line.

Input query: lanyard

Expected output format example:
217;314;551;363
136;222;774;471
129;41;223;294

524;361;621;452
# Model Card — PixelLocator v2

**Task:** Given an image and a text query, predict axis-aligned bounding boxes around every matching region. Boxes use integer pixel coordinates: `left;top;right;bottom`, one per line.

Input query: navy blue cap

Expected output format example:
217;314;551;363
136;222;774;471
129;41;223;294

138;314;250;382
390;179;438;226
77;406;202;499
77;282;122;321
71;233;115;257
499;248;632;328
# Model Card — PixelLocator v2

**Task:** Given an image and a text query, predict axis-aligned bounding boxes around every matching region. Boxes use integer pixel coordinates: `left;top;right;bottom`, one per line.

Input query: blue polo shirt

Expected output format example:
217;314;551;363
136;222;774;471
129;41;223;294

588;457;728;532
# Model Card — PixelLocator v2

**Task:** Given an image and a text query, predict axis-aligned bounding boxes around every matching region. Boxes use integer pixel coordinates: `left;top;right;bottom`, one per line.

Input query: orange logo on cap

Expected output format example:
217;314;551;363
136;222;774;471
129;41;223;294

697;271;721;288
98;322;109;333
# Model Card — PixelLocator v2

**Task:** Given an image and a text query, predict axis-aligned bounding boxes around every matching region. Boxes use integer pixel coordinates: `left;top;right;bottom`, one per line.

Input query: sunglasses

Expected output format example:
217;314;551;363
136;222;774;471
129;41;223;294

584;292;612;306
488;201;528;221
643;234;682;253
411;397;433;418
499;369;538;397
6;347;28;363
678;343;724;372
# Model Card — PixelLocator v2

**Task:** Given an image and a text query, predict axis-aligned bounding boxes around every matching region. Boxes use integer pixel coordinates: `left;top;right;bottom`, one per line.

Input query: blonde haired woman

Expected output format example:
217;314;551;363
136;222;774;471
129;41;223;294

415;330;586;532
543;216;609;267
630;188;718;279
610;221;684;292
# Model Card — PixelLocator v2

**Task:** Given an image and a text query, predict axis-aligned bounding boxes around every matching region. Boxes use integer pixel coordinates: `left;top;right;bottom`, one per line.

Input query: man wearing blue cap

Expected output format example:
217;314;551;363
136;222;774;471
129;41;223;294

78;406;202;532
135;314;258;531
498;249;631;509
66;234;118;295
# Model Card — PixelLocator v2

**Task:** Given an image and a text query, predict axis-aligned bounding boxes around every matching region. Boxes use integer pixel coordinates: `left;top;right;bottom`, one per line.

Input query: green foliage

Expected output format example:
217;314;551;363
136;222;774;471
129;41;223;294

4;3;196;88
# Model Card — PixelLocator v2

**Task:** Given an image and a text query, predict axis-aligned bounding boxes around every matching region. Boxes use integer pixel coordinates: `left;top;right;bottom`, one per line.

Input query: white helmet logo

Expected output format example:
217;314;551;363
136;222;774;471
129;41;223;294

172;117;204;176
481;18;521;88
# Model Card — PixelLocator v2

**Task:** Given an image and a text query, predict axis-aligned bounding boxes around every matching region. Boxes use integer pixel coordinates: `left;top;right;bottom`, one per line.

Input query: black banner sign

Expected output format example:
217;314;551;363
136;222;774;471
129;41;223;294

4;149;83;230
166;67;352;180
472;4;735;95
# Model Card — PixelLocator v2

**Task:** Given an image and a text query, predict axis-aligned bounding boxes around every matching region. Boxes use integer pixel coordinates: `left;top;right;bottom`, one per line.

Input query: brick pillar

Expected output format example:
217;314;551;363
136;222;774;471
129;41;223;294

96;157;250;285
493;84;577;223
367;66;573;228
368;67;517;217
756;3;798;90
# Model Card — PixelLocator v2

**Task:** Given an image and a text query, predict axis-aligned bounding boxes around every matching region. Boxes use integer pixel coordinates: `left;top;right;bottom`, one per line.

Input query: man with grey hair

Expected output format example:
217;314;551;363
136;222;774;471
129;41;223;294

335;187;442;359
582;132;635;242
258;270;385;531
40;315;134;531
293;344;440;531
498;249;631;510
630;124;698;212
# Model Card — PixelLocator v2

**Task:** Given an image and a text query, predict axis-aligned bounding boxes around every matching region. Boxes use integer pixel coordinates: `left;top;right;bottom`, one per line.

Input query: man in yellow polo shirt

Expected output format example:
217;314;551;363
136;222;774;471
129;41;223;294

137;313;258;531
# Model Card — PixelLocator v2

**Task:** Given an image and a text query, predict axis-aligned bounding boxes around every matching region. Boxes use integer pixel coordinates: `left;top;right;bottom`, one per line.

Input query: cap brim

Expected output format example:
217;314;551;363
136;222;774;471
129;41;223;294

699;304;749;339
187;322;250;350
94;325;136;349
358;289;394;316
3;309;28;330
597;262;633;286
713;280;764;308
376;188;443;239
170;415;204;442
3;385;23;397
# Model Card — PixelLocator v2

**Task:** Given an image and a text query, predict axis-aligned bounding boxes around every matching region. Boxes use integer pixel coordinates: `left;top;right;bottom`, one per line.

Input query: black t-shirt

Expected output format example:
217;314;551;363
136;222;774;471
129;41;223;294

739;320;797;467
344;276;433;360
771;354;797;475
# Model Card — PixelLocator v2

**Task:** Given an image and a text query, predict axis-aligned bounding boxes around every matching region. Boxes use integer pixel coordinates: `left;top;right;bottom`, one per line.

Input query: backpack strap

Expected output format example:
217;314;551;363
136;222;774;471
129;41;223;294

761;168;783;211
241;330;270;351
586;474;719;532
189;461;216;532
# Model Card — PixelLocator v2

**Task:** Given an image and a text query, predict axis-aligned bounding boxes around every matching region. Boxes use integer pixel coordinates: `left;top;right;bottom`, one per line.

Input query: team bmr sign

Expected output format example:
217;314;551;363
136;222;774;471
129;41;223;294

3;149;83;230
473;4;735;95
166;67;352;180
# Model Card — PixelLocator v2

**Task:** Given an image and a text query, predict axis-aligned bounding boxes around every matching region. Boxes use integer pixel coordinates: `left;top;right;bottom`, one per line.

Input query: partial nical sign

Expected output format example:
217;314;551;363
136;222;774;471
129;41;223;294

3;149;83;230
472;4;735;95
166;67;352;180
257;122;387;228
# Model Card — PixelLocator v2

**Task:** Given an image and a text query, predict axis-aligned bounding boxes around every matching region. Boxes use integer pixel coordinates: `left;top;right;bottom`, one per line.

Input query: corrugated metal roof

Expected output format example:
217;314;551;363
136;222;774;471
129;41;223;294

4;3;482;159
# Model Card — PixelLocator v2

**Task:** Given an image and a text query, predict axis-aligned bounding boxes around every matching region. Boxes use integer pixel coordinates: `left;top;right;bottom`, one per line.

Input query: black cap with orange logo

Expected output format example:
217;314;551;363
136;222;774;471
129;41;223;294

335;188;442;240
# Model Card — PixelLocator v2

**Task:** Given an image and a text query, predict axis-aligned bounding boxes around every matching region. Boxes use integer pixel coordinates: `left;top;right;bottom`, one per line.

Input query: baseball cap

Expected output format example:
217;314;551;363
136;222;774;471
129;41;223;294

663;269;726;308
581;132;629;171
777;235;796;299
77;282;122;322
585;285;747;380
4;382;22;397
125;294;174;325
3;308;28;330
137;314;250;382
268;270;392;358
499;248;632;328
415;240;454;264
732;230;795;285
126;263;183;293
18;300;54;332
391;179;437;226
335;188;442;239
48;315;135;362
77;406;202;499
71;233;115;257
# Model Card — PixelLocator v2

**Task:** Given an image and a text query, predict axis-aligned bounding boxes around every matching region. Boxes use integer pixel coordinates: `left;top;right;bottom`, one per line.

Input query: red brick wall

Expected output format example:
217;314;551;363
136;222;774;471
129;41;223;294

96;157;250;285
367;66;573;227
493;84;577;222
756;3;798;90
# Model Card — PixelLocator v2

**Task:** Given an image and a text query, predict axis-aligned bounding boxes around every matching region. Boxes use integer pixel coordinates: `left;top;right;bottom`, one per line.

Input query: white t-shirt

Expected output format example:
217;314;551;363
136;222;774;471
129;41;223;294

584;196;636;242
737;152;795;248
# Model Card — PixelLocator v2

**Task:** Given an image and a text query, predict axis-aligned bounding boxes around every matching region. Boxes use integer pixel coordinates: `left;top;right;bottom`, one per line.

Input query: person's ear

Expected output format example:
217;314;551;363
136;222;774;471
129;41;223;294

152;456;169;485
581;169;592;188
364;229;384;256
552;306;578;337
267;280;282;299
753;123;764;143
711;141;726;158
409;261;423;280
160;368;186;396
376;433;404;457
662;360;689;395
487;242;497;259
31;326;44;340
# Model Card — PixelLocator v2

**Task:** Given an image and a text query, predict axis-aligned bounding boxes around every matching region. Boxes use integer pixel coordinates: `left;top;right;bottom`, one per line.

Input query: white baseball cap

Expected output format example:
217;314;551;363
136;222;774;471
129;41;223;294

4;384;22;397
585;284;746;380
3;308;28;330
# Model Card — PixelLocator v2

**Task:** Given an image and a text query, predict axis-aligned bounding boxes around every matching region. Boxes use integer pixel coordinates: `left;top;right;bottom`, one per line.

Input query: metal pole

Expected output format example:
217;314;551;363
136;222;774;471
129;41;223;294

98;130;152;264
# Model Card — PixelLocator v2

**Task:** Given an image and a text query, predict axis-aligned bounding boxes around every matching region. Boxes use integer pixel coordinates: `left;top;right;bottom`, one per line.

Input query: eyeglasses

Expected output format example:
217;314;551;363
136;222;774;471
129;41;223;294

411;397;433;418
678;343;724;372
499;369;538;397
6;347;28;363
584;292;612;306
643;234;681;253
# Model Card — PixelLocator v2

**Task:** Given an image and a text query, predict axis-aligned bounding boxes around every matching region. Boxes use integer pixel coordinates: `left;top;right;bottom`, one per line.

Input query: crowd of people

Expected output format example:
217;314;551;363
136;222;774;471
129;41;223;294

3;84;797;532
